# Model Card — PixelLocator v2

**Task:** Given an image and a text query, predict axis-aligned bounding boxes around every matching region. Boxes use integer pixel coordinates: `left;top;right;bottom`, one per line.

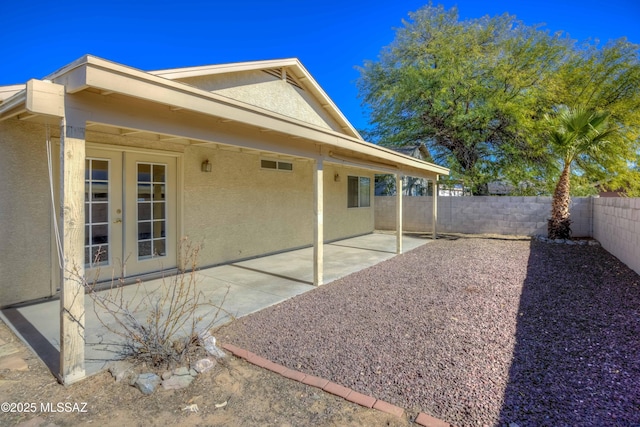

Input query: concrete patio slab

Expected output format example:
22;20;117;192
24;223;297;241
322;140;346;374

1;233;431;379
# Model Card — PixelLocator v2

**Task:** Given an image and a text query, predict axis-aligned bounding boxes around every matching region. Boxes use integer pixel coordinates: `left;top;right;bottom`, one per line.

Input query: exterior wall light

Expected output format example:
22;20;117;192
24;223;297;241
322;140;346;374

334;173;341;182
201;159;212;172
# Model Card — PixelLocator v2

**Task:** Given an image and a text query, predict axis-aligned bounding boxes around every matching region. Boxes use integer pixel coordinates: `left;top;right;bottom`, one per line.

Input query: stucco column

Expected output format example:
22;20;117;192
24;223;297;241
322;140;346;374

432;175;439;240
396;174;403;254
59;115;86;384
313;158;323;286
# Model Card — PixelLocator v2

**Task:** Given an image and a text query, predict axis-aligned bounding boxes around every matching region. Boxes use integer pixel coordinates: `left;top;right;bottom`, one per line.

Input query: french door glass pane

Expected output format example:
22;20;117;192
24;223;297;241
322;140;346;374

153;202;165;219
138;163;151;182
138;222;151;240
153;184;165;201
138;203;151;221
137;162;167;259
138;241;152;258
138;184;152;201
153;164;165;182
92;202;108;222
153;239;166;256
85;158;110;266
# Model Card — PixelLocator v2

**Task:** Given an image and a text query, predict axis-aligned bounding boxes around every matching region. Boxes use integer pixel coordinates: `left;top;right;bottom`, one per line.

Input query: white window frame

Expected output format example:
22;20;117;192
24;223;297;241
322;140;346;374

347;175;371;208
261;158;293;172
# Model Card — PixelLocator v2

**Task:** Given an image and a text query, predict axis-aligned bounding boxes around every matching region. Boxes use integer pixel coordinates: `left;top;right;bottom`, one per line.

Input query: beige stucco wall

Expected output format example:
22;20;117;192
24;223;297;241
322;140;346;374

0;120;53;306
178;71;344;133
323;164;374;241
1;121;375;305
182;145;374;267
183;146;312;264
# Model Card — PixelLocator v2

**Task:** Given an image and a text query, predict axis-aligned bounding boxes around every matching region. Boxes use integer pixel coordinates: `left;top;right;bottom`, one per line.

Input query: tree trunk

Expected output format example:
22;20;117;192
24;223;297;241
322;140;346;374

548;162;572;239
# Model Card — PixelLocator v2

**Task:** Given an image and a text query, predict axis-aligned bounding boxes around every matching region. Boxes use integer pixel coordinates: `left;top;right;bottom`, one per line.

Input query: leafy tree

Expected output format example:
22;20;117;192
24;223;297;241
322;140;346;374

546;107;616;239
357;3;569;194
551;39;640;196
358;3;640;196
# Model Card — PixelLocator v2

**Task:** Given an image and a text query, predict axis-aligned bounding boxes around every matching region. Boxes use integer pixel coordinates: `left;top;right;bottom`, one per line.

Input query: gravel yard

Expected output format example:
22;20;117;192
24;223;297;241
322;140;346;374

219;237;640;427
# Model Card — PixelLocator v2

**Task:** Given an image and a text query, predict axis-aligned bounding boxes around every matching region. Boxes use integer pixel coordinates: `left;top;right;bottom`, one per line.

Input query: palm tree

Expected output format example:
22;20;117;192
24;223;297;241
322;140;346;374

547;106;616;240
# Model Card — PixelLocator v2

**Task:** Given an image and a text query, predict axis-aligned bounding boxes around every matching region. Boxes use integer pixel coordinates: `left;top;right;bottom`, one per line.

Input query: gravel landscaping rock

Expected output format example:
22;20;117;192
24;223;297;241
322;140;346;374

220;238;640;427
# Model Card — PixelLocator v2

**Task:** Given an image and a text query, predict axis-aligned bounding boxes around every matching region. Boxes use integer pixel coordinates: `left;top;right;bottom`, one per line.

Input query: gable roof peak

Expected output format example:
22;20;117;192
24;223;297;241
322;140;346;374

150;58;362;140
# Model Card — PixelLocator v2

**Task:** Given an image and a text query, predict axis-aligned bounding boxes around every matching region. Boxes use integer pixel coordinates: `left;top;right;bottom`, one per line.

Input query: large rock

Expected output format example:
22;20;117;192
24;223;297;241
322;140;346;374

108;360;135;383
161;369;194;390
134;373;161;395
192;358;216;374
199;332;226;358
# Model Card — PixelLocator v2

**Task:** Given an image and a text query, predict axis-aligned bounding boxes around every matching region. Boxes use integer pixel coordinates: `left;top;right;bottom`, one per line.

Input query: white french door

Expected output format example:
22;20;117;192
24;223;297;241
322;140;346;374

85;148;177;282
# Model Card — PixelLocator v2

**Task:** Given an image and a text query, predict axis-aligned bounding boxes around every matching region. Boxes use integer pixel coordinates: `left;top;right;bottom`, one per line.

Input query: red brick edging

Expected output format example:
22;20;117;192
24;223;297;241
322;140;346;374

221;343;453;427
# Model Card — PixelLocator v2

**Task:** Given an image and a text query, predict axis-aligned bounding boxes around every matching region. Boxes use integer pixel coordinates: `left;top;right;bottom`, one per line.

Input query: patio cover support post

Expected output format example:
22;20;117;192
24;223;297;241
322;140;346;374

432;175;439;240
313;158;323;286
396;174;403;254
59;116;86;384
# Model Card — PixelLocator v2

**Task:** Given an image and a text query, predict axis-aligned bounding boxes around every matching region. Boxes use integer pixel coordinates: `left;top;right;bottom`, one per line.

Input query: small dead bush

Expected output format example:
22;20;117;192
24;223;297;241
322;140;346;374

85;238;232;368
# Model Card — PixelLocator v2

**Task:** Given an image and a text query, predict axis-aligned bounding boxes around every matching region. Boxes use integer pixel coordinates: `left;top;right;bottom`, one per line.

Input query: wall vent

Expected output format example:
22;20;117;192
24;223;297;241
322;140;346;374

263;68;304;91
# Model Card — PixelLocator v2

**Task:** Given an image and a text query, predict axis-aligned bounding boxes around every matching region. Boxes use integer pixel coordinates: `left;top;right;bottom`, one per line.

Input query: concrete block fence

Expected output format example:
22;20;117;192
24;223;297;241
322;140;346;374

593;197;640;275
375;196;640;275
375;196;593;237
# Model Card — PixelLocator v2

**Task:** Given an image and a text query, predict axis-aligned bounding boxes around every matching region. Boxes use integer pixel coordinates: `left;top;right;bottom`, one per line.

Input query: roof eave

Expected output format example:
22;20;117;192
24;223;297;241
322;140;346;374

0;88;27;121
148;58;301;79
22;55;448;177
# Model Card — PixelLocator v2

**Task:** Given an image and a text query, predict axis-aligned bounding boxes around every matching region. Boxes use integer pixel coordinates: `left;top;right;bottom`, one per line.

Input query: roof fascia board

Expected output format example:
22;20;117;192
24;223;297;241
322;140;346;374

327;152;440;180
68;90;328;160
0;89;27;121
348;141;450;176
44;54;93;89
148;58;300;79
0;84;26;101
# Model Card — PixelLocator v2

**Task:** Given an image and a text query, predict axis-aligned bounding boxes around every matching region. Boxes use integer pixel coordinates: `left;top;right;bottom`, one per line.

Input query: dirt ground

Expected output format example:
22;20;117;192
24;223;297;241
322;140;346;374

0;321;412;427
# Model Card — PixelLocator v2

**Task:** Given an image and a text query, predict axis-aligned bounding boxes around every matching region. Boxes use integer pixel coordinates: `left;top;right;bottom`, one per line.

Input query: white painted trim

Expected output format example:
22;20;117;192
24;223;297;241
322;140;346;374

313;159;324;286
396;174;403;254
432;176;439;239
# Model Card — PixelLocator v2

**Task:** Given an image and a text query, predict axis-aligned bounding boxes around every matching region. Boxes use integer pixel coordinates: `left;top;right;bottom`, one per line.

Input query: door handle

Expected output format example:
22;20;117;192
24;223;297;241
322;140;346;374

113;218;122;224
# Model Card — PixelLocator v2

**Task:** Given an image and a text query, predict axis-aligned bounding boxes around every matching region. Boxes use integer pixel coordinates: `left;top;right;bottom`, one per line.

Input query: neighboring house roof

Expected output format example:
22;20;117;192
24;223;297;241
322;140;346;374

487;180;516;195
389;143;434;162
0;55;449;179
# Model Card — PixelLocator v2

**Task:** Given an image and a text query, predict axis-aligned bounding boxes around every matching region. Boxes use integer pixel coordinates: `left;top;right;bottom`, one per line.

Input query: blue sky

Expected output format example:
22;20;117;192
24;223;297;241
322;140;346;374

2;1;639;132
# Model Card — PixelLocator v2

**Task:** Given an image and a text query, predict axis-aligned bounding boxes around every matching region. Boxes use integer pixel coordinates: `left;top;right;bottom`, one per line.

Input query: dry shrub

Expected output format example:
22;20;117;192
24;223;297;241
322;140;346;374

85;238;232;368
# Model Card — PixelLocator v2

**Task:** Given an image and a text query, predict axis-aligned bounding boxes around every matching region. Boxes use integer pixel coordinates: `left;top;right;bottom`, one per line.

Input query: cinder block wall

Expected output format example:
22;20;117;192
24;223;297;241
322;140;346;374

593;198;640;275
375;196;593;237
375;195;640;276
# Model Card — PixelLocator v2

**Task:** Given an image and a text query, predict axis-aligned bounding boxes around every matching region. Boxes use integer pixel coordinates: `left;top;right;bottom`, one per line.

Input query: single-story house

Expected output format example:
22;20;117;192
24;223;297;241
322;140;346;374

0;55;449;383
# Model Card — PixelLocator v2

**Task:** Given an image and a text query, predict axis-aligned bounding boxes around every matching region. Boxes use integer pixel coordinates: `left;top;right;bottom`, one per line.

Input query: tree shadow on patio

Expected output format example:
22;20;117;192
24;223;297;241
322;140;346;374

498;240;640;426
